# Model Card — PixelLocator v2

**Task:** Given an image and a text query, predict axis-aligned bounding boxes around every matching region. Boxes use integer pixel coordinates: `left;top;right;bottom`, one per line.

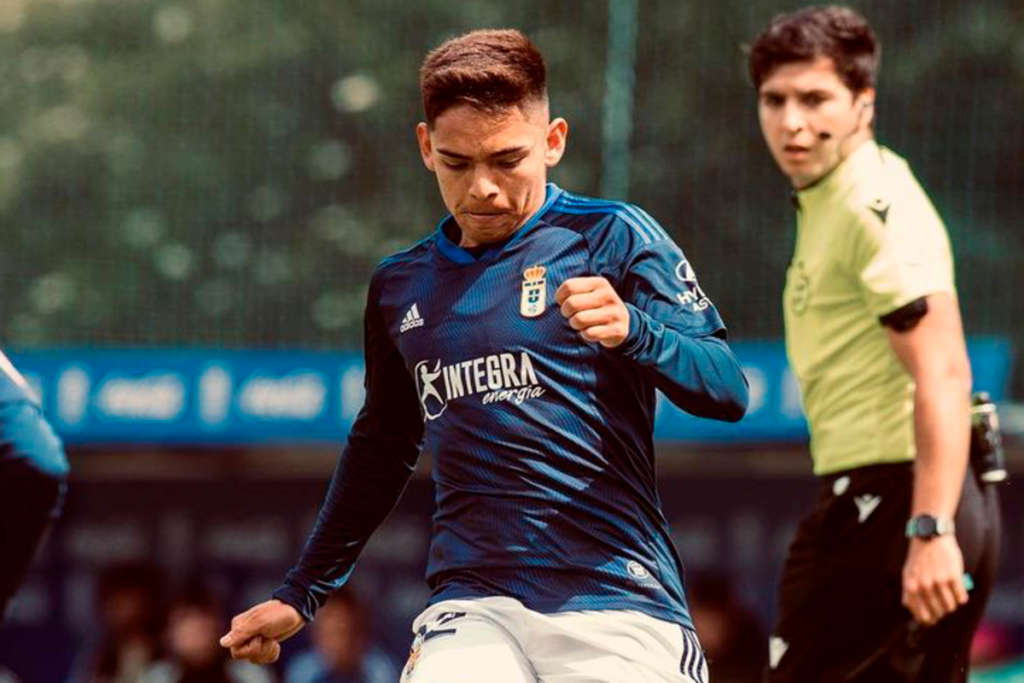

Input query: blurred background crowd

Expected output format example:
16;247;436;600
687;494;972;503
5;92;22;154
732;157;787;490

0;0;1022;681
3;561;397;683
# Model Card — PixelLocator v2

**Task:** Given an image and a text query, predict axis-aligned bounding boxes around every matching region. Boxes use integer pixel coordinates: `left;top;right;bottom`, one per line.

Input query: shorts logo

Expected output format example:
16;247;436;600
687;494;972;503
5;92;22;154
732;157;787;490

414;351;545;421
832;476;851;496
520;265;547;318
854;494;882;523
404;612;466;677
769;636;789;669
403;639;422;678
674;259;710;312
627;560;650;579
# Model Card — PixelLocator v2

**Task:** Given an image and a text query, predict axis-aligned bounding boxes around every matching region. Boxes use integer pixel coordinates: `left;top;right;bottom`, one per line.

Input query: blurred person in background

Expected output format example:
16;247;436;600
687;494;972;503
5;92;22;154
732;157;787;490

749;6;1001;682
687;573;766;683
283;587;397;683
221;27;748;683
70;561;169;683
0;350;68;620
969;621;1024;683
142;582;272;683
0;665;25;683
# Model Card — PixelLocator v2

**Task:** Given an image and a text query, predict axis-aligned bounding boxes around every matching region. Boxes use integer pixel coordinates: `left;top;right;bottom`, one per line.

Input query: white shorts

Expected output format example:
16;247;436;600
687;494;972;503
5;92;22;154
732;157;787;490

400;597;708;683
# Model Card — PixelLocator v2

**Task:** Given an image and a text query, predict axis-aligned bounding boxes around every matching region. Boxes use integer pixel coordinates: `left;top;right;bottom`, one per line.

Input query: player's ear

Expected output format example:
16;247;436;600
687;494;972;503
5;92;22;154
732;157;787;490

544;117;568;168
416;122;436;172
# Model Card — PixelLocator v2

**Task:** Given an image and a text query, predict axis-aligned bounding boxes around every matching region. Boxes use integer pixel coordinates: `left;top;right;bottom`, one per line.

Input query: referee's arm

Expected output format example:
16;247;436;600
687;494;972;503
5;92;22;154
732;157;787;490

885;291;972;626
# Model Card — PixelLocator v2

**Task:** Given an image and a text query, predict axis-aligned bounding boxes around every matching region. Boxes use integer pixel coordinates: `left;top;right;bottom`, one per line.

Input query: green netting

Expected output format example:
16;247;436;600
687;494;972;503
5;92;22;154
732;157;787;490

1;0;1021;389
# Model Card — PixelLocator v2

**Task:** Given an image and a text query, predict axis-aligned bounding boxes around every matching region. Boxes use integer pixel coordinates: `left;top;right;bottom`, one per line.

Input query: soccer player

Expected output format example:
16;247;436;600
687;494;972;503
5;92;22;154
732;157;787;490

0;349;68;620
220;29;748;683
748;7;1001;682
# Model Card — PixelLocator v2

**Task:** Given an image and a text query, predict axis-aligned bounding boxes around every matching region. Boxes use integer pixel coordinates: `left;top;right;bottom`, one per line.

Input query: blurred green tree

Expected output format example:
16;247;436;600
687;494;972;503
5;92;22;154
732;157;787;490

1;0;1020;392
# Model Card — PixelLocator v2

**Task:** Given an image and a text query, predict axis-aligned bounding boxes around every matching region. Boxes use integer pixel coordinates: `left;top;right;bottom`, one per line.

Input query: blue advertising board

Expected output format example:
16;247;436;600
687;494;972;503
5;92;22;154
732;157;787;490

7;339;1013;446
653;338;1015;442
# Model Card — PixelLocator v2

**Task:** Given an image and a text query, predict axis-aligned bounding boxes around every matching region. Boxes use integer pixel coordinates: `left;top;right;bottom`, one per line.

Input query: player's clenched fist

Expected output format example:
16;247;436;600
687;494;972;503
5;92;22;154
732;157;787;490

556;277;630;349
219;599;305;664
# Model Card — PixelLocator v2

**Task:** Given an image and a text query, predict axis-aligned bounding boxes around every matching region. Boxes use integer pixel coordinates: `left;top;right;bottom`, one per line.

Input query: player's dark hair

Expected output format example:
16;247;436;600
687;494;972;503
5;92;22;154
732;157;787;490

748;5;879;94
420;29;548;127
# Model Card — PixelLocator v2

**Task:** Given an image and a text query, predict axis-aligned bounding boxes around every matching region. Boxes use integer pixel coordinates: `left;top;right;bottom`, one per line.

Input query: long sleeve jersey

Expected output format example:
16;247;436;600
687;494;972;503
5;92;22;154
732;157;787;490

0;351;36;405
273;184;748;629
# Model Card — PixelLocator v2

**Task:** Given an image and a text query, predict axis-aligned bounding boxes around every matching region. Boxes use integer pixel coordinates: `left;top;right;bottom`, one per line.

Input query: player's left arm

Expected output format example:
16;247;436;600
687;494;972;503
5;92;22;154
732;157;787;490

886;292;973;626
556;234;748;422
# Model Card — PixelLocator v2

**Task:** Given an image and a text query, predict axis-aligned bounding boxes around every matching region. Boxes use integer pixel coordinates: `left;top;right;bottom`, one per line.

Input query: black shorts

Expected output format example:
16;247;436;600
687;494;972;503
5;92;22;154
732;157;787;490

766;462;1001;683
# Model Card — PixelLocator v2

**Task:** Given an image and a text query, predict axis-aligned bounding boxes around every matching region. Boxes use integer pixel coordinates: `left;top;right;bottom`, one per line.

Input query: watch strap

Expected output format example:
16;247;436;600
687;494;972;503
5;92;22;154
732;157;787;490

905;514;956;538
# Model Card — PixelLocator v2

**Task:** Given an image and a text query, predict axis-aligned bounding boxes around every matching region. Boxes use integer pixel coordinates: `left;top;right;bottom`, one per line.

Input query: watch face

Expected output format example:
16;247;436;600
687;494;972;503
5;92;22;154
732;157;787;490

917;516;938;537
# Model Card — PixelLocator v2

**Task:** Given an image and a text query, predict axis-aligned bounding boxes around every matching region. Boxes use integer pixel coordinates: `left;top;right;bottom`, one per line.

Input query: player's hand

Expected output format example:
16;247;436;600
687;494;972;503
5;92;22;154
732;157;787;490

555;277;630;349
902;535;969;626
219;599;305;664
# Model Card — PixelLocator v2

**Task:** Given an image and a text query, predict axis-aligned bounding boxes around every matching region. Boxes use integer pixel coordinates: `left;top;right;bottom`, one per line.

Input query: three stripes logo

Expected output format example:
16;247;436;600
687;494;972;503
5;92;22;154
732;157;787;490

400;303;425;333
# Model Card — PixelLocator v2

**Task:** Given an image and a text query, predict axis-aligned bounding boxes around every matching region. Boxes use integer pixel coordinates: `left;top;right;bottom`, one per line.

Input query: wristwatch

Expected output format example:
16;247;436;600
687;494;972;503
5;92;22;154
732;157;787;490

905;514;956;539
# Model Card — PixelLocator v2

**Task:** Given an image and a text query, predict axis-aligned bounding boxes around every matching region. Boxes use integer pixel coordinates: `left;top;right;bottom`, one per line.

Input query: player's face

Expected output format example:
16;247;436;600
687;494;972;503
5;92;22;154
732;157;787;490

758;57;875;189
417;103;568;247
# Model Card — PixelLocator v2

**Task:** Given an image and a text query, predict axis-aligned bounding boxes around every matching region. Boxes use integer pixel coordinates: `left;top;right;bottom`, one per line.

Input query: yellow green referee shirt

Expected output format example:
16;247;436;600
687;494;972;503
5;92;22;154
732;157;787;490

785;140;955;475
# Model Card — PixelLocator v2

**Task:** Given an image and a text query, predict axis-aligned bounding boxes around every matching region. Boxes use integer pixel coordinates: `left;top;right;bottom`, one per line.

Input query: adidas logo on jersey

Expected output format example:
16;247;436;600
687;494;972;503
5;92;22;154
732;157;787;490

400;304;425;333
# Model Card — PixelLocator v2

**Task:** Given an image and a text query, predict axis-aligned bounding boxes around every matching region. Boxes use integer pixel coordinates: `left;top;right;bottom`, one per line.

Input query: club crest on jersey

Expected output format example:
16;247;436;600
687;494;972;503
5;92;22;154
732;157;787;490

520;265;547;318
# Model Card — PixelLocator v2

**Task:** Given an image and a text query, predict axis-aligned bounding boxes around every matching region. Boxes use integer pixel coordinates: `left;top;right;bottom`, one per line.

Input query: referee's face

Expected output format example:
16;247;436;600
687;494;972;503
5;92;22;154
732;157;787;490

758;57;875;189
416;103;568;248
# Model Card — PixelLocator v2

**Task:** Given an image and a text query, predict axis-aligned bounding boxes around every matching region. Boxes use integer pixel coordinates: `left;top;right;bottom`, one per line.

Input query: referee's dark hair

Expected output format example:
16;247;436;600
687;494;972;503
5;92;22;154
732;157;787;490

419;29;548;128
748;5;880;94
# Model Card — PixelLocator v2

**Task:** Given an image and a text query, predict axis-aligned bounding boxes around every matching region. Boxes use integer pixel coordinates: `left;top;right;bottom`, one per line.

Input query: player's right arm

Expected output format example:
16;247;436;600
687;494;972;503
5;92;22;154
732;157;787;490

563;208;749;422
221;272;424;663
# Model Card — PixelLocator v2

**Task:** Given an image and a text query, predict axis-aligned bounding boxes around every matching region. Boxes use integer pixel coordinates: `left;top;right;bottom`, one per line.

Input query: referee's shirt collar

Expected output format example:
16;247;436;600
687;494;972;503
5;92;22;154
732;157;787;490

794;139;882;207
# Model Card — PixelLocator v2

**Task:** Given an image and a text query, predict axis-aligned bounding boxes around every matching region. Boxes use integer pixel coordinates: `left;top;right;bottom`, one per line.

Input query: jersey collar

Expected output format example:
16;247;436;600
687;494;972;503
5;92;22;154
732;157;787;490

434;183;564;265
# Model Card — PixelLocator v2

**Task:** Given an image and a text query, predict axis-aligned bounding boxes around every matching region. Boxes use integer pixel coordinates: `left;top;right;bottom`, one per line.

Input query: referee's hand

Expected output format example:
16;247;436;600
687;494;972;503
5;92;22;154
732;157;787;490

902;536;969;626
220;599;305;664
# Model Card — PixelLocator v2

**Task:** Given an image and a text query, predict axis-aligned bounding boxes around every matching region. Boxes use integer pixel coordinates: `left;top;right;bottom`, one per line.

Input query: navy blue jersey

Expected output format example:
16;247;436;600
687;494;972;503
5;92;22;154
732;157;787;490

274;184;748;629
0;351;36;405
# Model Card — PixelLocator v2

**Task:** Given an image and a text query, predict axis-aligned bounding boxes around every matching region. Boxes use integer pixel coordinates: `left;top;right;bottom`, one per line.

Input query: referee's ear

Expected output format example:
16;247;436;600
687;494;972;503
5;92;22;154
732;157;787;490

854;88;876;131
416;122;436;172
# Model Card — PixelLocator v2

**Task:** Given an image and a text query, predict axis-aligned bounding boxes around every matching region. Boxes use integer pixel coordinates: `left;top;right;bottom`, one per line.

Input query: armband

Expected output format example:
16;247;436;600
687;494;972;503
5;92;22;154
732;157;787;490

879;297;928;332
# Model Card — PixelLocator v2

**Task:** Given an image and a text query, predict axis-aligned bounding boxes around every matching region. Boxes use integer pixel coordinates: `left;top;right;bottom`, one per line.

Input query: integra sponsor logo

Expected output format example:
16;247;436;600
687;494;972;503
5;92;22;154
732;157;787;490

414;351;545;421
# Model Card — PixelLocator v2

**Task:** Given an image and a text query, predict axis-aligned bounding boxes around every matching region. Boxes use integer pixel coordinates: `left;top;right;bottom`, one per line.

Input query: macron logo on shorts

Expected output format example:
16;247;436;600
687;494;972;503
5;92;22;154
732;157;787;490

400;303;425;333
854;494;882;523
769;636;789;669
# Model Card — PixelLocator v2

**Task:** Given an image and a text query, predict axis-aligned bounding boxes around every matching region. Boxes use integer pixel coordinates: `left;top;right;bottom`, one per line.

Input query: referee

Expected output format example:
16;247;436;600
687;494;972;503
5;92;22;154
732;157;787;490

0;350;68;620
748;7;1001;682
